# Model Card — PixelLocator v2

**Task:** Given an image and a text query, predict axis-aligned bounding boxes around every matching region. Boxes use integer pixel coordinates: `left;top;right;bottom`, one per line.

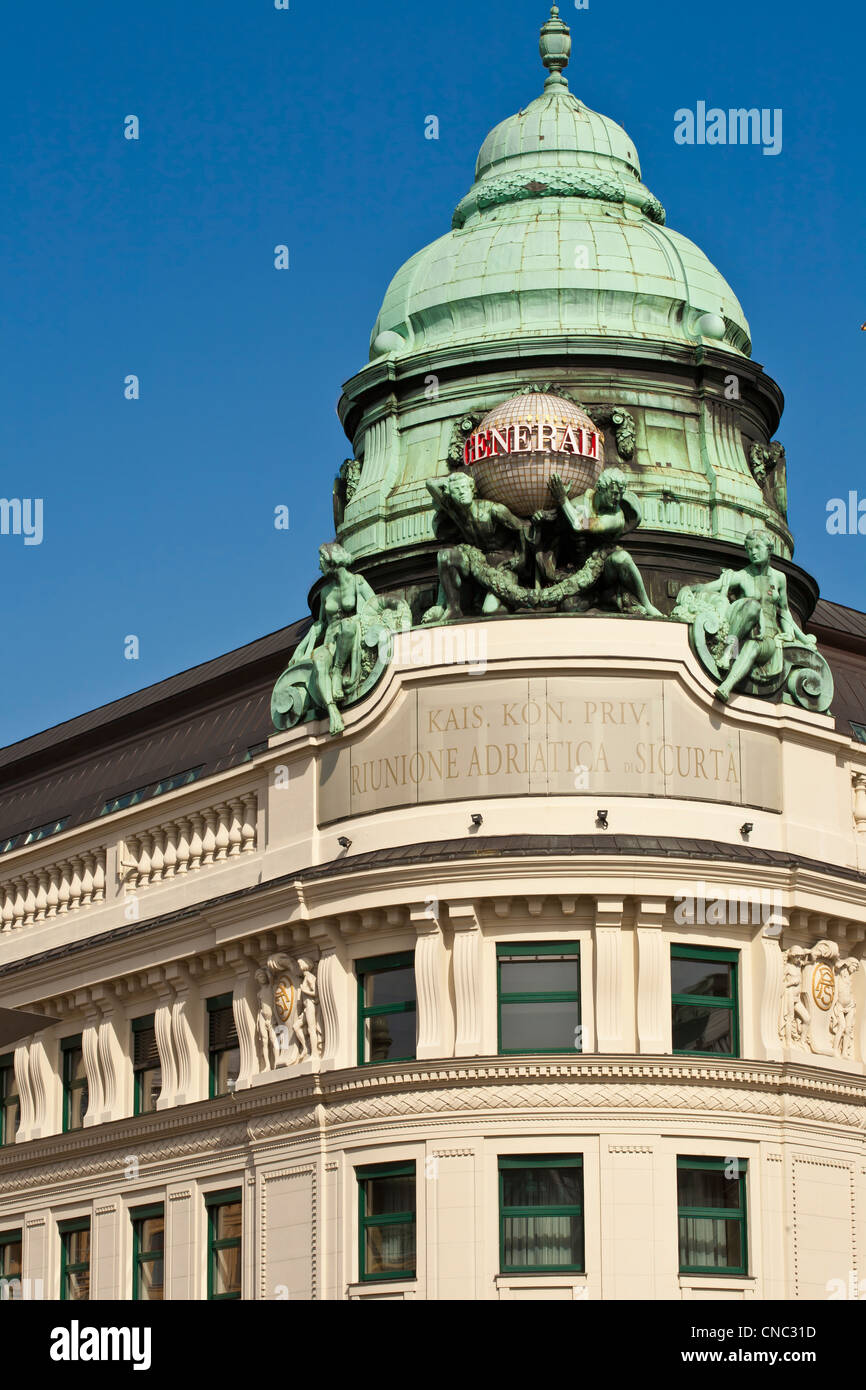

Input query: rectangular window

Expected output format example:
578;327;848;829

61;1035;88;1133
677;1157;748;1274
851;721;866;744
132;1205;164;1301
59;1219;90;1301
357;1163;416;1282
356;953;416;1065
100;786;149;816
497;943;581;1054
132;1015;161;1115
206;1190;241;1300
671;945;739;1056
207;995;240;1098
0;1230;22;1300
152;766;203;797
498;1156;584;1273
0;1055;19;1147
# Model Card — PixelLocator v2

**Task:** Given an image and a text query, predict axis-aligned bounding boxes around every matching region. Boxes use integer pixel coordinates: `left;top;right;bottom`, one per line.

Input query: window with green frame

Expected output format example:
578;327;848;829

131;1205;164;1300
206;1190;241;1300
671;945;739;1056
356;1162;416;1282
207;994;240;1098
356;952;416;1065
59;1219;90;1300
0;1054;19;1146
132;1015;161;1115
497;943;581;1054
677;1157;748;1274
0;1229;22;1299
498;1155;584;1273
61;1035;88;1132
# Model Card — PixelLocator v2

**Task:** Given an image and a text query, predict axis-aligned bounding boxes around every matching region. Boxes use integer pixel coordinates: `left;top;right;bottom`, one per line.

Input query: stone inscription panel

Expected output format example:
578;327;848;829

317;677;782;823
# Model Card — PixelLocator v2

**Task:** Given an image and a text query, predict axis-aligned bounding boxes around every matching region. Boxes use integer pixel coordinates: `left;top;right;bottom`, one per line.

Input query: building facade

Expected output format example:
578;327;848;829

1;8;865;1302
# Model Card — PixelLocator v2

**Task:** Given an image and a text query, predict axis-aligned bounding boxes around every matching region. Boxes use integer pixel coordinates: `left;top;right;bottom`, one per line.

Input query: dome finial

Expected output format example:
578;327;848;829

539;5;571;91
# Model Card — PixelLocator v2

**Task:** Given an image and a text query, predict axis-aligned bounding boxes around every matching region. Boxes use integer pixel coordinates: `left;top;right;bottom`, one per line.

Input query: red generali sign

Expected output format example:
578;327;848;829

464;419;601;465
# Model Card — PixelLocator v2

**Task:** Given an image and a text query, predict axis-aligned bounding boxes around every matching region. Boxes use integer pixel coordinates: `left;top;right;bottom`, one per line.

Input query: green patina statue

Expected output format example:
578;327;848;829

672;527;833;712
422;466;661;620
271;542;410;735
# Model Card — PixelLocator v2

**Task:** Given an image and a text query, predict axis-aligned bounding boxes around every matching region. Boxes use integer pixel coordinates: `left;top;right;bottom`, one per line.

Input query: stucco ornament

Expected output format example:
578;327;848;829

422;466;661;622
271;542;411;736
258;954;323;1068
671;527;833;712
778;941;859;1058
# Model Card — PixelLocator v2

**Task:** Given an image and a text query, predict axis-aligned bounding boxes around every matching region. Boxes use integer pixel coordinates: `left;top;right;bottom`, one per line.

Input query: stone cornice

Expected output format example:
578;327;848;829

4;837;866;1002
0;1055;863;1197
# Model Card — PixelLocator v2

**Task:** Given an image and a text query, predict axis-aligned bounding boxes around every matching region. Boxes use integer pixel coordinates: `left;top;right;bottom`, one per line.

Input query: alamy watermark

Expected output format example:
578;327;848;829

0;498;42;545
674;103;782;157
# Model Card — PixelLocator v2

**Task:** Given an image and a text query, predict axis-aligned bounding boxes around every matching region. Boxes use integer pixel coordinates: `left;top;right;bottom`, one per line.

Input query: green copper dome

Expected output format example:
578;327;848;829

369;7;750;361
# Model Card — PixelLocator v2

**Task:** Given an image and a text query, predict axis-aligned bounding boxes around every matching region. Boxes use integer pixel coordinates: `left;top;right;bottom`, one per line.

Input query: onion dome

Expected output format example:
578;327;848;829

369;7;749;361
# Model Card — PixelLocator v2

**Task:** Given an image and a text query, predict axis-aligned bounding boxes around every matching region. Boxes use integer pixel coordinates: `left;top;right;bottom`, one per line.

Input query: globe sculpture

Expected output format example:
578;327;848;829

460;391;605;516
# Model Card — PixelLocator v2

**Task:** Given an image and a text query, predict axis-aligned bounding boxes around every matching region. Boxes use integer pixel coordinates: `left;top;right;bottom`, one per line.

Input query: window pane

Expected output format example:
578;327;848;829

672;1003;733;1053
502;1214;583;1270
364;1173;414;1217
67;1082;88;1130
364;1010;415;1062
213;1244;241;1297
679;1215;742;1269
502;1165;581;1208
138;1256;164;1300
65;1269;90;1300
364;1220;415;1277
215;1047;240;1094
500;957;578;994
500;998;579;1051
1;1241;21;1280
678;1168;741;1209
138;1066;161;1113
215;1202;242;1243
66;1229;89;1266
139;1215;164;1253
671;958;732;998
66;1050;87;1085
363;967;415;1008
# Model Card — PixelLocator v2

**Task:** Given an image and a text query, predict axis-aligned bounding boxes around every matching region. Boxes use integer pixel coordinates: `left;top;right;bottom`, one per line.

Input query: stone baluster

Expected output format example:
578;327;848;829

57;864;71;914
69;857;84;911
92;853;105;903
162;824;178;879
1;884;14;932
201;811;217;867
138;833;153;888
241;793;257;853
175;817;191;874
123;837;141;891
47;867;60;918
80;854;94;907
23;874;38;926
228;799;243;857
13;880;26;930
214;805;230;862
150;828;165;884
189;813;204;871
34;871;49;922
854;772;866;833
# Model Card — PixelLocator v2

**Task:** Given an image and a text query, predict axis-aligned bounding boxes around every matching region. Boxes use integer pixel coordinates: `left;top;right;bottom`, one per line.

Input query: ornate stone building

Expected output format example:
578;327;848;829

1;8;865;1302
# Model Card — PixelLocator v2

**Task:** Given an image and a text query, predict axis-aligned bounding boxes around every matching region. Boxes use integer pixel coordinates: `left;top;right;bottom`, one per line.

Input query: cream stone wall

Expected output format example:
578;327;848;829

0;617;864;1300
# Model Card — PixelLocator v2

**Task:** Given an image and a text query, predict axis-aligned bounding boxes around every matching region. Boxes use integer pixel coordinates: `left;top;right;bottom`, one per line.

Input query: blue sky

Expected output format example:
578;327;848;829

0;0;861;746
